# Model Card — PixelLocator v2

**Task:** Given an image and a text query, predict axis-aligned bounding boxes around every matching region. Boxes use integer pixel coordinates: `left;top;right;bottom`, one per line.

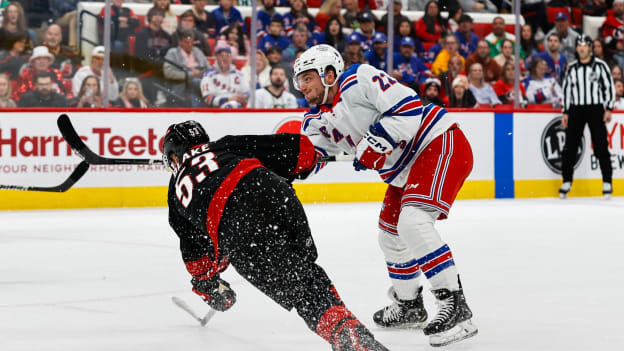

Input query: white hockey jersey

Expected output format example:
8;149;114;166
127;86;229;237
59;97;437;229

253;87;298;108
523;76;563;106
301;63;456;187
200;65;249;107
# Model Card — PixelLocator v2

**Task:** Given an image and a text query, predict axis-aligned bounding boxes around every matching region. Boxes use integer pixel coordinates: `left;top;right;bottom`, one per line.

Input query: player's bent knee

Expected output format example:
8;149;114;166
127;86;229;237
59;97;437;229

398;206;436;233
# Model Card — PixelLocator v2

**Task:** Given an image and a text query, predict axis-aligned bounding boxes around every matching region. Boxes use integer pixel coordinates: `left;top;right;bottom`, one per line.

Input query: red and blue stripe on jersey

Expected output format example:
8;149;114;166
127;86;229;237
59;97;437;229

378;103;446;184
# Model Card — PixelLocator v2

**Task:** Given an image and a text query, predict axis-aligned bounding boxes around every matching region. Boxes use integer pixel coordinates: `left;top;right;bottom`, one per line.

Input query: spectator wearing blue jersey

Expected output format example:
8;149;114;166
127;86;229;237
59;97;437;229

393;18;426;60
531;33;567;84
258;0;283;35
282;0;317;35
344;34;367;69
258;17;290;53
392;36;432;93
212;0;245;35
364;32;388;71
353;11;376;52
425;34;445;63
455;14;479;59
318;17;346;53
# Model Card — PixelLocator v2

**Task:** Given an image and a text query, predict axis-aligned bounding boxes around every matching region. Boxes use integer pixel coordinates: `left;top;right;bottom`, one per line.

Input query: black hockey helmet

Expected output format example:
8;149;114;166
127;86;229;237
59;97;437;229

575;34;593;50
162;120;210;171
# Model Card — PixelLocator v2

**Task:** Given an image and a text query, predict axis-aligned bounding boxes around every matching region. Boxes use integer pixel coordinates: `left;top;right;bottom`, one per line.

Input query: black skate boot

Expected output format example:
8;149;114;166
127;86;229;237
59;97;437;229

331;319;390;351
423;288;477;347
373;286;428;328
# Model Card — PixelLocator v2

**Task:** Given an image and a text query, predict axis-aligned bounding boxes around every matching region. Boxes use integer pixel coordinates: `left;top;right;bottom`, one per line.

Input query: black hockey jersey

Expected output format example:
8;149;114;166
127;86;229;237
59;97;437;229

167;133;317;281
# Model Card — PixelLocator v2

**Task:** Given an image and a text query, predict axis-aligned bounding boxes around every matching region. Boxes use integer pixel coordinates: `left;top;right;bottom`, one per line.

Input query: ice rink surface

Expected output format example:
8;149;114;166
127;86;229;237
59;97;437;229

1;198;623;351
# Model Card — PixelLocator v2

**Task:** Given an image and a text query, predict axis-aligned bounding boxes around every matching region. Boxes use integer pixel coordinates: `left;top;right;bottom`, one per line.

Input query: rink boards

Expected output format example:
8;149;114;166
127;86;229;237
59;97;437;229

0;110;622;210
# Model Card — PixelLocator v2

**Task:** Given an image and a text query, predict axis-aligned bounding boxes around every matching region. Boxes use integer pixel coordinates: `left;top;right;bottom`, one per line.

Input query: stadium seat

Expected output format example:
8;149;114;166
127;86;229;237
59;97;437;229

207;38;216;54
234;59;247;70
307;0;323;8
128;36;136;56
423;42;435;51
571;8;583;27
546;6;570;23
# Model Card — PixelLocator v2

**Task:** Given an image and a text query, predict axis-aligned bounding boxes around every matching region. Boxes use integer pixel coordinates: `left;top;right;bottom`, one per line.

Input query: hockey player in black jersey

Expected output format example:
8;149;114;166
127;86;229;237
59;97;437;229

163;121;389;351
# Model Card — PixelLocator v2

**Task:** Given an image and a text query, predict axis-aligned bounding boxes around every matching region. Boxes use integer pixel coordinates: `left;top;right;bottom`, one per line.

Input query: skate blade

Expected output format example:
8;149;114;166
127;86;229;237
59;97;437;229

375;321;427;330
429;320;478;347
559;193;568;199
604;194;612;200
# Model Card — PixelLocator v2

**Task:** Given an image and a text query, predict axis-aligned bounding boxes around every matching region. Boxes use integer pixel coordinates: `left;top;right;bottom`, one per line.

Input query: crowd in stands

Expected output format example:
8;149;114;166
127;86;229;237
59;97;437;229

0;0;624;109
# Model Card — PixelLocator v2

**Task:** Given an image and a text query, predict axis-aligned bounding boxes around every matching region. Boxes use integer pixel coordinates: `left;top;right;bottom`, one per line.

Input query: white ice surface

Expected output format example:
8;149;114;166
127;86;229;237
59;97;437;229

1;198;623;351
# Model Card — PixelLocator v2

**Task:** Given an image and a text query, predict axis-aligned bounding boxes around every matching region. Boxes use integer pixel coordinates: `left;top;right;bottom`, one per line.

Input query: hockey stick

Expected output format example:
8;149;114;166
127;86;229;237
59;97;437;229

58;114;354;165
171;296;216;327
0;161;89;192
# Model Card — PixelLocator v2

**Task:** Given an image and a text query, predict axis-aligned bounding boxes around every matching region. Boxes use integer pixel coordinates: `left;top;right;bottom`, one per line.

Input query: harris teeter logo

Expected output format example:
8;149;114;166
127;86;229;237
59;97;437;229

540;116;584;174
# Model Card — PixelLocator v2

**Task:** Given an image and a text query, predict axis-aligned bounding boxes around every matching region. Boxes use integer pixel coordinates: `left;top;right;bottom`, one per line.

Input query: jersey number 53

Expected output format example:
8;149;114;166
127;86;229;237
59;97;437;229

176;152;220;208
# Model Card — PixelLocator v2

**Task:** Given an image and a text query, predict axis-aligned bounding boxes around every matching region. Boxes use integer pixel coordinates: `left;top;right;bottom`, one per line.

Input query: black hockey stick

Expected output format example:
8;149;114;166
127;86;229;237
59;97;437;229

58;114;353;165
0;161;89;192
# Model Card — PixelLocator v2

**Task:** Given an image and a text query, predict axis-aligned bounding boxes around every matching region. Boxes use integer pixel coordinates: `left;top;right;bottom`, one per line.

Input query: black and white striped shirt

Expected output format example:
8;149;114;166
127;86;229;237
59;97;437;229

562;57;615;113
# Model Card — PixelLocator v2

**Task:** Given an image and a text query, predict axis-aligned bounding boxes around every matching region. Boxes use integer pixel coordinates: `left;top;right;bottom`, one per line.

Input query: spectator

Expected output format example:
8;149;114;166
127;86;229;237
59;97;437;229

0;73;17;107
212;0;245;35
424;32;446;64
593;39;615;68
465;39;502;83
283;23;310;66
485;17;514;58
112;78;150;108
493;61;527;105
253;65;297;108
136;7;173;65
432;33;464;75
13;46;71;101
458;0;497;13
175;10;212;57
523;57;563;106
0;2;37;46
217;23;249;60
422;77;444;106
532;33;567;84
164;29;210;107
447;5;464;32
614;79;624;110
50;0;79;48
544;12;579;64
0;31;29;79
415;1;449;43
364;33;389;71
612;65;623;81
392;36;431;93
394;18;426;59
493;39;515;67
468;63;501;106
258;0;283;35
283;0;317;35
42;24;79;78
343;0;360;32
602;0;624;69
455;14;479;59
191;0;217;39
151;0;178;35
344;34;366;69
439;55;465;96
242;50;271;89
520;24;540;62
353;11;377;52
200;46;249;108
69;75;104;108
73;46;119;101
521;0;548;40
265;45;283;67
583;0;608;17
98;0;140;54
315;0;344;31
444;75;477;107
18;72;68;107
258;17;290;53
319;17;346;53
381;0;411;35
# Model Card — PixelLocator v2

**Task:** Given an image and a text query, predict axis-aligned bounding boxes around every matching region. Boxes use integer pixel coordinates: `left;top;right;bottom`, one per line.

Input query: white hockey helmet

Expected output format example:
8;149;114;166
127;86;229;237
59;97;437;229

293;44;344;92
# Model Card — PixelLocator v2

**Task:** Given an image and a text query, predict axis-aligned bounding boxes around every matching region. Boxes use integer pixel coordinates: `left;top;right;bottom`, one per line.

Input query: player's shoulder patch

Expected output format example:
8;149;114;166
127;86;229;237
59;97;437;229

338;63;360;94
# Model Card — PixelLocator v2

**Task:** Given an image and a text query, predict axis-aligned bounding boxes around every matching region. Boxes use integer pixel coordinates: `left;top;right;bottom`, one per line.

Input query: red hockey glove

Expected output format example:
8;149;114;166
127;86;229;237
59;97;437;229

191;276;237;312
354;124;396;171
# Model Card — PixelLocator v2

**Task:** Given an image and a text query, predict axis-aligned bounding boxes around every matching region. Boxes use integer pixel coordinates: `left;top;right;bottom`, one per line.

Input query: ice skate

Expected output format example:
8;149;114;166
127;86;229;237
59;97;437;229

559;181;571;199
423;288;478;347
603;182;612;200
331;321;390;351
373;286;428;328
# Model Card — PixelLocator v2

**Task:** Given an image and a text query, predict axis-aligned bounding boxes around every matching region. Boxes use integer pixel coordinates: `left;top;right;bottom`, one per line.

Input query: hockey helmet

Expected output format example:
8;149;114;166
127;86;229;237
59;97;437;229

575;34;593;49
293;44;344;91
162;120;210;171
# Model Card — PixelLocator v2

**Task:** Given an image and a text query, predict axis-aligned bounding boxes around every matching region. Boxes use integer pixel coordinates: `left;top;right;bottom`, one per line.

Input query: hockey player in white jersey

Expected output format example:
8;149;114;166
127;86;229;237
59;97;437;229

294;44;478;347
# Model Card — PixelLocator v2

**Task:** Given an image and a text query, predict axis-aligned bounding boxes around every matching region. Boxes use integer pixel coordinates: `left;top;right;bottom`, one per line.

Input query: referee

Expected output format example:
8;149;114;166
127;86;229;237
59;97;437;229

560;34;615;199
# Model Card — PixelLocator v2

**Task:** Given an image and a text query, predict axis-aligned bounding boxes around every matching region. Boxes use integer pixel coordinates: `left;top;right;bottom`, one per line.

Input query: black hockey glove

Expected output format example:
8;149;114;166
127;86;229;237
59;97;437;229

191;276;237;312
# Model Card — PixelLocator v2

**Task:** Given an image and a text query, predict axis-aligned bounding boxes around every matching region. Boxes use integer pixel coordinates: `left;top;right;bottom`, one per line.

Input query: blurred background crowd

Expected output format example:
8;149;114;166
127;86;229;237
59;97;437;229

0;0;623;109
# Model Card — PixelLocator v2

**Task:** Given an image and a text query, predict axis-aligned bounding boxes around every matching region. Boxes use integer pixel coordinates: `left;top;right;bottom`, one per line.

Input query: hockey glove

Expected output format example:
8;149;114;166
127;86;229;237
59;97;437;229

191;276;237;312
354;124;397;171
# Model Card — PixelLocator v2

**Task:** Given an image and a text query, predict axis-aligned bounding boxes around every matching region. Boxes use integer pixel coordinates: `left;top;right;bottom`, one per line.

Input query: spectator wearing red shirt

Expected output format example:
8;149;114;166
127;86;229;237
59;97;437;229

43;24;80;78
415;1;449;43
12;46;72;101
493;61;527;105
465;39;502;83
602;0;624;69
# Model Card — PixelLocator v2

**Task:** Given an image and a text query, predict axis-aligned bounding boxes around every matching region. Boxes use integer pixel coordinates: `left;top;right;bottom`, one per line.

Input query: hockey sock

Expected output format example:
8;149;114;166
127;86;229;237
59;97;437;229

397;206;459;291
378;229;422;300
